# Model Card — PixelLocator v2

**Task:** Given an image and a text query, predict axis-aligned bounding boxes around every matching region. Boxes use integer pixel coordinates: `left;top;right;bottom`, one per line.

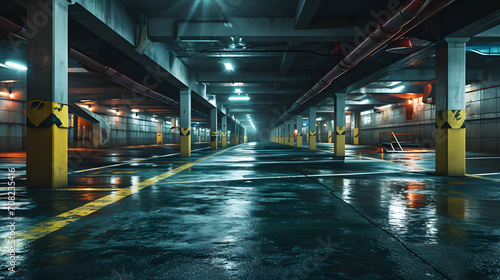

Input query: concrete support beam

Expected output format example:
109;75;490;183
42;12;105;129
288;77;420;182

210;108;217;150
149;18;355;43
309;108;317;150
334;93;346;157
296;115;303;148
289;119;295;146
279;42;299;77
26;0;69;189
435;38;469;176
295;0;322;29
180;89;191;157
222;115;228;148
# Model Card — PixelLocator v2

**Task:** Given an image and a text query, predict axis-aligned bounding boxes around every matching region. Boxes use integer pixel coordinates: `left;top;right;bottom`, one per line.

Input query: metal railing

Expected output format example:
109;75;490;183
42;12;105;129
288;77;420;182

379;132;415;152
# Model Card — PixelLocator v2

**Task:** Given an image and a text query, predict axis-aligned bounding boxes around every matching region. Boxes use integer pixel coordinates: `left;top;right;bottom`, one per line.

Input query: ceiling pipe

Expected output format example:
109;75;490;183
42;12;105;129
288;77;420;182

0;15;209;118
272;0;433;128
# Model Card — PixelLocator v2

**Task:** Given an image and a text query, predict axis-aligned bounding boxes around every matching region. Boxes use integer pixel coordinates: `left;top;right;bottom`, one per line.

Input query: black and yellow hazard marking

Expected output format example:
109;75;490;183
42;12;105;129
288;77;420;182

335;126;346;135
210;131;217;150
289;134;294;146
16;146;237;243
435;110;466;176
334;126;346;156
180;127;191;136
353;128;359;145
435;110;466;129
156;133;163;145
27;100;69;189
27;100;68;128
180;127;191;157
297;132;303;148
328;131;333;143
309;130;316;150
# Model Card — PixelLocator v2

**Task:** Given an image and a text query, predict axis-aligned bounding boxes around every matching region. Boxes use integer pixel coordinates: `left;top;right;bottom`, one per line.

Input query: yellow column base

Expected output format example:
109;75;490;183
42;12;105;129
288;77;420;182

27;125;68;189
328;131;333;143
285;135;289;145
334;126;346;156
353;128;359;145
222;136;227;148
297;133;303;148
210;132;217;150
180;127;191;157
157;133;163;145
309;131;316;150
230;135;236;145
334;135;346;156
436;128;465;176
289;135;294;146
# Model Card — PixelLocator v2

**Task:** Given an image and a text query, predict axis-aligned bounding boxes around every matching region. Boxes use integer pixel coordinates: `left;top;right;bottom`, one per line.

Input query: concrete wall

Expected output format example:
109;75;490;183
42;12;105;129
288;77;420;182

348;83;500;152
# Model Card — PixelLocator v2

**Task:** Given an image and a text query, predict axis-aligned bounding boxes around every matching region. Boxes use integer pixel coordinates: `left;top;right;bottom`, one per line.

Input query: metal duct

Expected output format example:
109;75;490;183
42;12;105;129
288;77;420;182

272;0;433;127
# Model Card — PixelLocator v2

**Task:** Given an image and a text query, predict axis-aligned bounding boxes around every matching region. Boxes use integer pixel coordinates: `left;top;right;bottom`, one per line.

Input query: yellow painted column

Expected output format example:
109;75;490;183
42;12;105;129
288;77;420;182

156;122;163;145
180;127;191;157
27;101;68;188
309;130;316;150
26;1;69;189
222;115;228;148
309;108;317;150
435;110;466;176
296;115;303;148
353;128;359;145
334;126;346;156
180;89;191;157
435;38;468;176
210;132;217;150
221;132;227;148
328;131;333;143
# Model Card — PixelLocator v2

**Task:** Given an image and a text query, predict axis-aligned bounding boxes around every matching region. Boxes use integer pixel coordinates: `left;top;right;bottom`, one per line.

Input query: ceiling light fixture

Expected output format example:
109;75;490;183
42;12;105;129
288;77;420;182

224;62;234;71
228;96;250;101
360;99;370;104
235;88;242;93
5;62;28;71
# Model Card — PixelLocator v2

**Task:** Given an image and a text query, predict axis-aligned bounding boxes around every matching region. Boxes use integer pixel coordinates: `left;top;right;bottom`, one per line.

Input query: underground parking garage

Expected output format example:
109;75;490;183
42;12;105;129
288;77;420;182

1;0;500;279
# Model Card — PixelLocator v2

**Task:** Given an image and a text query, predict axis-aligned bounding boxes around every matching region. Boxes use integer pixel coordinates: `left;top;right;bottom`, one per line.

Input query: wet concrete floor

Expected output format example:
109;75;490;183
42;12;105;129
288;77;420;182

0;142;499;279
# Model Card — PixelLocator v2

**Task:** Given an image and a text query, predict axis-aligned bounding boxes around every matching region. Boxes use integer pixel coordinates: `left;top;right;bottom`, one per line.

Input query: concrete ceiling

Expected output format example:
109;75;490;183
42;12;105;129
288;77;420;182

1;0;500;131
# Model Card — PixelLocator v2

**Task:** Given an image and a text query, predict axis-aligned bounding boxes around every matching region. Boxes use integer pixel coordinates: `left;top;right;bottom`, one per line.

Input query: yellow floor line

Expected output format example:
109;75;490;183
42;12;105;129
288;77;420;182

16;146;237;242
465;174;500;182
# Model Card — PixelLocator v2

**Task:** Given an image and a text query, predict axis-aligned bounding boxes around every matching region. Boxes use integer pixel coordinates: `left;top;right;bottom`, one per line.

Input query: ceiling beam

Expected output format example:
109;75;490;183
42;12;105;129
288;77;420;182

149;18;356;43
197;70;316;83
279;42;299;77
295;0;322;29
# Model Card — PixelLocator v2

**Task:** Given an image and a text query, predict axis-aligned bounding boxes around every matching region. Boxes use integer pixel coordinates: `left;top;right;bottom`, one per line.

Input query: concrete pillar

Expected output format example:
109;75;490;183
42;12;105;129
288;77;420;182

289;119;295;146
26;0;69;189
352;111;360;145
284;122;289;145
296;115;303;148
230;121;236;145
435;38;469;176
334;93;347;156
210;108;217;150
180;89;191;157
222;115;228;148
235;123;240;144
309;108;317;150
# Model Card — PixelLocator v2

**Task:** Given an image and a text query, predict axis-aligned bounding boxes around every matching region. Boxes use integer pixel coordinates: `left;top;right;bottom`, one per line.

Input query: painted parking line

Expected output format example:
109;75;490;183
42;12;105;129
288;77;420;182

15;146;236;242
69;147;210;174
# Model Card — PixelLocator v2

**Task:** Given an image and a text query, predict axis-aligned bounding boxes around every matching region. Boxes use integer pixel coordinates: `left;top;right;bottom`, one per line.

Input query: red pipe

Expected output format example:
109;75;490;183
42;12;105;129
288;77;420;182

274;0;432;127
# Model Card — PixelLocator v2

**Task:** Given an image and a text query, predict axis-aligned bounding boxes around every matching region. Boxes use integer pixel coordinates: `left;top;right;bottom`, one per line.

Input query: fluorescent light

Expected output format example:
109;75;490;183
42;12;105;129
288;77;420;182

228;96;250;101
5;62;27;71
316;118;322;121
235;88;242;93
224;63;234;71
345;106;349;111
360;99;370;104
